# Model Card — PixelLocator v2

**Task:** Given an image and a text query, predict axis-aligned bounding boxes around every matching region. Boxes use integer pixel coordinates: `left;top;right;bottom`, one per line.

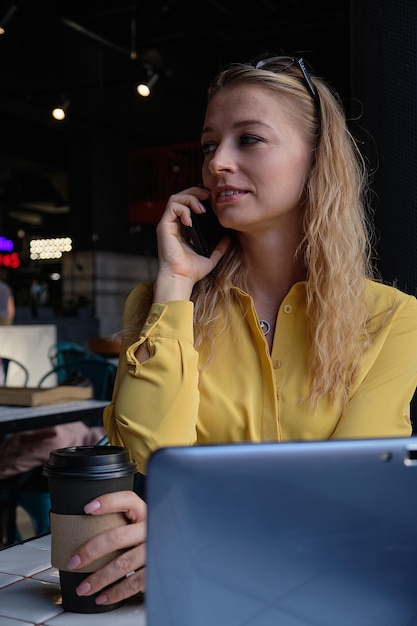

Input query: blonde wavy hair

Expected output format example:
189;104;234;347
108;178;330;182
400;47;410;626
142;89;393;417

191;58;377;408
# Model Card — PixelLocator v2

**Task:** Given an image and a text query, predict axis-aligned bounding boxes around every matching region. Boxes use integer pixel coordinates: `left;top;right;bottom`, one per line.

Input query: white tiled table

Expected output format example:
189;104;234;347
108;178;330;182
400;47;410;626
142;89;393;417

0;534;146;625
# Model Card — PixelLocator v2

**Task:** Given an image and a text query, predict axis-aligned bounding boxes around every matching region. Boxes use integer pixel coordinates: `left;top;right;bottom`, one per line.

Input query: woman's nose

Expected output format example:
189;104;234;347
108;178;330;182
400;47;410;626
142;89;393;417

207;145;236;174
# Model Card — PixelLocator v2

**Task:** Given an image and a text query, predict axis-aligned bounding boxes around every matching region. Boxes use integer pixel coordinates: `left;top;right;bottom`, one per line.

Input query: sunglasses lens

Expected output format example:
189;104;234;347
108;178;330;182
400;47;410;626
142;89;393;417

255;56;317;101
255;56;295;71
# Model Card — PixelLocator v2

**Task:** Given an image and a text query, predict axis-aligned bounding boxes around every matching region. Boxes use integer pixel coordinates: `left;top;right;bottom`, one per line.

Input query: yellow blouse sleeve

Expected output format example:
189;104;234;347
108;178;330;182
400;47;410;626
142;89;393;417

103;284;200;474
331;293;417;439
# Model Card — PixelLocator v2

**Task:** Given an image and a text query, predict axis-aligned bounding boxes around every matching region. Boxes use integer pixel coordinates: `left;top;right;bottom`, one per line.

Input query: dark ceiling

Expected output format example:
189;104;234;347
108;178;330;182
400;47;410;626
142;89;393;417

0;0;352;151
0;0;351;241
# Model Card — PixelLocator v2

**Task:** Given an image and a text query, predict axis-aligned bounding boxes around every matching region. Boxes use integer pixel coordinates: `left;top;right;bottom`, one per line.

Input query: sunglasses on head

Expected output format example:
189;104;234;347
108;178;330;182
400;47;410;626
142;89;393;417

255;55;321;126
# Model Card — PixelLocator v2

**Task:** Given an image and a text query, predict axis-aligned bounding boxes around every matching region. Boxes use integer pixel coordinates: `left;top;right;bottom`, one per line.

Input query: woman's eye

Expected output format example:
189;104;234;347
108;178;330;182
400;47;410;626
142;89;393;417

241;135;261;145
201;142;216;154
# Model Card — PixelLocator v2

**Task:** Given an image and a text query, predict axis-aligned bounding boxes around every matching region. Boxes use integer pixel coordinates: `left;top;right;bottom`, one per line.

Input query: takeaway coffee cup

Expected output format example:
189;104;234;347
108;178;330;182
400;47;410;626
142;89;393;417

43;445;136;613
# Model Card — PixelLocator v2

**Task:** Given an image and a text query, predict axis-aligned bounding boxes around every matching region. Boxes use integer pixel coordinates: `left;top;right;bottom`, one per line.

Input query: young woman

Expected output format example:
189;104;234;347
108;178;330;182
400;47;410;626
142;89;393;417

66;54;417;606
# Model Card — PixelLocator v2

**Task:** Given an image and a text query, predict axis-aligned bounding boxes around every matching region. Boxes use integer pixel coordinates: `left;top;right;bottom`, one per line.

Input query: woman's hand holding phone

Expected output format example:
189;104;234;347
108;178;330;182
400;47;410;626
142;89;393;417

154;187;231;303
181;198;229;257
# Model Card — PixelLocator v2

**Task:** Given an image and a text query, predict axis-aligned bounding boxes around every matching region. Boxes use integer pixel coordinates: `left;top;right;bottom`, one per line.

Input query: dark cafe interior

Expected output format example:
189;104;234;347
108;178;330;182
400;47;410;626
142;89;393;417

1;0;417;624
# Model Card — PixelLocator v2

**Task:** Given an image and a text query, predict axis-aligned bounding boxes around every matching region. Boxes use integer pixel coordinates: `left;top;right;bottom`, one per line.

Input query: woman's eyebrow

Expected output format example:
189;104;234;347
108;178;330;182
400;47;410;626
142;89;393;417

201;119;272;137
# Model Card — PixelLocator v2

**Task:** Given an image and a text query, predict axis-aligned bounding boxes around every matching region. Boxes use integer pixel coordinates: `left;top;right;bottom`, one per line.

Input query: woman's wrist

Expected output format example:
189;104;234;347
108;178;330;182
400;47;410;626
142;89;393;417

153;272;194;303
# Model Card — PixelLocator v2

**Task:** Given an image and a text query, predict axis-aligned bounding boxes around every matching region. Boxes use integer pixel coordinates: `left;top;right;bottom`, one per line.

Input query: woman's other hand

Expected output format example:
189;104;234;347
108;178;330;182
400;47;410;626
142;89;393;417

66;490;147;606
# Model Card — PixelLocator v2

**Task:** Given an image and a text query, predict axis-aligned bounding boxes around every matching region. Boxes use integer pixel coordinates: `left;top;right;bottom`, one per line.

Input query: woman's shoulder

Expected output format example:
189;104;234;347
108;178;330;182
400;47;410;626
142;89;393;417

365;279;417;316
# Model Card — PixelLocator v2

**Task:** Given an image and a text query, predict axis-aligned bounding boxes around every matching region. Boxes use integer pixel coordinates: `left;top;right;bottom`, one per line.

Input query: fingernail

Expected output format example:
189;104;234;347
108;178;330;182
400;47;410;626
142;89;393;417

84;499;101;514
67;554;82;570
95;594;108;605
76;581;91;596
198;202;207;212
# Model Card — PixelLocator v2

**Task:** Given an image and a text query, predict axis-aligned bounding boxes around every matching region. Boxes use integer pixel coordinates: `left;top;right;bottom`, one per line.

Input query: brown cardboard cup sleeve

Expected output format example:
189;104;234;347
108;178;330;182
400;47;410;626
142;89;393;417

50;511;128;573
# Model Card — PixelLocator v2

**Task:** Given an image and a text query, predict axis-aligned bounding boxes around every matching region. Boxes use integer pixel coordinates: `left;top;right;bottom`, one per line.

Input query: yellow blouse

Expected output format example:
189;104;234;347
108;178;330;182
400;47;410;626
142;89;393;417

104;280;417;474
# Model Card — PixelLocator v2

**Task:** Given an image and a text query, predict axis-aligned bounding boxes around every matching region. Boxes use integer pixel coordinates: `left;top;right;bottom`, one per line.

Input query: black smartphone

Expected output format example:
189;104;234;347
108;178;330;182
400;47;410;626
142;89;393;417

181;200;228;257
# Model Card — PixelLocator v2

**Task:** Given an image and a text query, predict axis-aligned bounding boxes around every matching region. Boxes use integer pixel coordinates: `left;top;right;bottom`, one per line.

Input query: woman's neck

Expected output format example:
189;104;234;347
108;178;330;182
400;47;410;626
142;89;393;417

242;230;306;315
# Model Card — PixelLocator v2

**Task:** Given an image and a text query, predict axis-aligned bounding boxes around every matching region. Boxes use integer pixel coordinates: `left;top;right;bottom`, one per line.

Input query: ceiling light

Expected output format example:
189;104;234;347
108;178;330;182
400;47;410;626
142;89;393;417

0;5;17;36
51;98;70;121
136;73;159;98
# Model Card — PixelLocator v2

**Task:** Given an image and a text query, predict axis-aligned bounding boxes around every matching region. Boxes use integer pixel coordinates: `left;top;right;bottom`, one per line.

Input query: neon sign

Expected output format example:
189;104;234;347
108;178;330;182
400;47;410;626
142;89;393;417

0;237;13;252
0;236;21;268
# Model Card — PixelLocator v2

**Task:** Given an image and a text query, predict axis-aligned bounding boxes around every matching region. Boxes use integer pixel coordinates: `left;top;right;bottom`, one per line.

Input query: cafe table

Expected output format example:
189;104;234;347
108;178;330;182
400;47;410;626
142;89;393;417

0;533;146;625
0;400;110;436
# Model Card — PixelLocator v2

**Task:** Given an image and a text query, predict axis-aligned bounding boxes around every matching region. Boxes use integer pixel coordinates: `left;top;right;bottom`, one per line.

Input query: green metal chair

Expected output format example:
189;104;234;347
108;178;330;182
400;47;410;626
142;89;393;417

47;341;108;384
0;470;51;546
37;358;117;401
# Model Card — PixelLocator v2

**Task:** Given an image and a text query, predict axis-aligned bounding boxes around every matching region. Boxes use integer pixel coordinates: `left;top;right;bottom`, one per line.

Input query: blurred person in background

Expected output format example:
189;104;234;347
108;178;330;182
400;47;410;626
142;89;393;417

0;270;15;326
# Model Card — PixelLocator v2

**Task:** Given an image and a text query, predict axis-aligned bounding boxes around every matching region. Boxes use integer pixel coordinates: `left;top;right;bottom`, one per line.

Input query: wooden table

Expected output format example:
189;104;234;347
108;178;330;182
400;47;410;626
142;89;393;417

0;400;109;436
0;534;146;624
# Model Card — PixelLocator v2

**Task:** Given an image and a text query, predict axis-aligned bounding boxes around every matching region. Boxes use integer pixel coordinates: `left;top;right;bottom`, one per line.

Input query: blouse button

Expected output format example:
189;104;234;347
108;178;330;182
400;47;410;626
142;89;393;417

146;314;159;324
273;360;282;369
283;304;292;314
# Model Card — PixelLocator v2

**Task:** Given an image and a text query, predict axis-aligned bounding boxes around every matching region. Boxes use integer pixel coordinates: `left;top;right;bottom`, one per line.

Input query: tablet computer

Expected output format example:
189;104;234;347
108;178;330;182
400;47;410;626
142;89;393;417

146;438;417;626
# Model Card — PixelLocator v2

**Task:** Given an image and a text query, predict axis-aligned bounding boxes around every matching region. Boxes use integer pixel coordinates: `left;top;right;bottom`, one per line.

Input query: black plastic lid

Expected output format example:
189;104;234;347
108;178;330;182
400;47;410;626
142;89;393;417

43;445;136;480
